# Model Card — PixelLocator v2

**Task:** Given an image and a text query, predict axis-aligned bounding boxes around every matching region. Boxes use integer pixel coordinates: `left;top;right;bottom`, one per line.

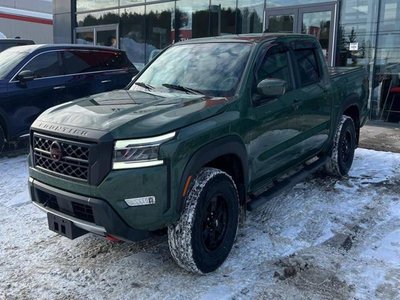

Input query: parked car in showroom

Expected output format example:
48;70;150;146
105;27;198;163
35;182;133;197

0;44;138;153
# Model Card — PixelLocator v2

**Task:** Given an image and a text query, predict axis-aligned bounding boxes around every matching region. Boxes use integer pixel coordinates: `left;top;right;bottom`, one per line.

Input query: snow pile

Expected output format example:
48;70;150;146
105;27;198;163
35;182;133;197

0;148;400;299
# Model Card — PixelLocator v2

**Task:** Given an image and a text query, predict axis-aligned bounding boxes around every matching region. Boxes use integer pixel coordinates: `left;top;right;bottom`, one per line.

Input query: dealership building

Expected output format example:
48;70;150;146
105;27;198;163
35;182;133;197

0;0;53;43
53;0;400;120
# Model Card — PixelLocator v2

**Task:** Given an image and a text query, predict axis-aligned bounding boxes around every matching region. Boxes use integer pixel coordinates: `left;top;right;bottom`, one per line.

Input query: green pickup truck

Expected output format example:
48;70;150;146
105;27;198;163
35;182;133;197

28;34;368;274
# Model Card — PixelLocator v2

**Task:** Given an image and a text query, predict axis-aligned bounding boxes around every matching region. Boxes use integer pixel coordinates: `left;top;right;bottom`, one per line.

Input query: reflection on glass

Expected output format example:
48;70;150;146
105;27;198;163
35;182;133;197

237;0;264;34
76;31;94;45
210;1;237;36
302;11;331;60
175;0;210;39
119;0;145;6
120;6;146;69
146;2;174;60
76;10;119;27
131;42;252;97
267;0;329;8
97;30;118;47
337;0;378;68
76;0;118;12
267;15;294;33
375;0;400;120
378;0;400;64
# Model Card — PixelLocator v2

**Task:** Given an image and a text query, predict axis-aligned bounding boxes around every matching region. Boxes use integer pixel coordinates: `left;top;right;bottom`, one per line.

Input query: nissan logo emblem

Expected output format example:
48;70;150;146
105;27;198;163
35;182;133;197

50;141;63;161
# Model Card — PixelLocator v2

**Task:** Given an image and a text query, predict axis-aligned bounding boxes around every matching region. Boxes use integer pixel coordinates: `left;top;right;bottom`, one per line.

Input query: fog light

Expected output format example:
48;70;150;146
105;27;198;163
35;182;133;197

125;196;156;207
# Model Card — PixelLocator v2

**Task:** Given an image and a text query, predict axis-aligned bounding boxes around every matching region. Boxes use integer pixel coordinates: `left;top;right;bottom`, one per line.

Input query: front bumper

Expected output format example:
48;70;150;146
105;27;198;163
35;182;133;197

29;177;150;241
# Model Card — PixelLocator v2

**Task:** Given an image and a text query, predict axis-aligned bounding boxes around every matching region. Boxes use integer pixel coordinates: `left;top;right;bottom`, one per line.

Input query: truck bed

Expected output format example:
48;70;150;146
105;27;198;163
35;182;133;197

328;66;365;79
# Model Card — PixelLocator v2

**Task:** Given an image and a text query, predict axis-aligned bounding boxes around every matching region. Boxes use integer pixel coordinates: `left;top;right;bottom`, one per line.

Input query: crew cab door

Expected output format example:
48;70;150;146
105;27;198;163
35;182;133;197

290;40;332;157
246;43;301;191
6;51;67;137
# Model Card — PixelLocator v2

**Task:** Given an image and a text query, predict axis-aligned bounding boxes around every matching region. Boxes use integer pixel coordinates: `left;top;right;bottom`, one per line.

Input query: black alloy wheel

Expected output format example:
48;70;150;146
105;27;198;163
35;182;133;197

202;194;229;252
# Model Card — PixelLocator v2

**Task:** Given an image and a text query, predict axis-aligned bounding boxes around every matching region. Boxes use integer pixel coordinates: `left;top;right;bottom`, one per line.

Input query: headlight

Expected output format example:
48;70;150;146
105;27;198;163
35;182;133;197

113;132;175;169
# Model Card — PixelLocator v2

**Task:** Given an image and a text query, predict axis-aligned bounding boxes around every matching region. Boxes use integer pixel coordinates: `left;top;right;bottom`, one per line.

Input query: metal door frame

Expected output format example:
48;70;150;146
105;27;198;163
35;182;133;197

265;2;338;66
75;24;119;48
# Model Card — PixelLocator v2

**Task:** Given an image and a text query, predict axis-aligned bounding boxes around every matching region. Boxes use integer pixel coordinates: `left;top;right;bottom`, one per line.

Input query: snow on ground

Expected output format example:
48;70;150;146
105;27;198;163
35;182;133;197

0;148;400;299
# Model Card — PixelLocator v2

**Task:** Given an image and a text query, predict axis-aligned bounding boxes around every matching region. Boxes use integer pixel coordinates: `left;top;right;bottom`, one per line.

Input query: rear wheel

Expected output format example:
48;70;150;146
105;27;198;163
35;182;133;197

325;115;356;177
168;168;239;274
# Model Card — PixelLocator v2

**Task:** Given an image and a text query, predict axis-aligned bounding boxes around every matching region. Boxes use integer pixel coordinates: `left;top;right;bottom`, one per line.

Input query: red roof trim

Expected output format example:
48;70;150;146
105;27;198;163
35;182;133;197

0;13;53;25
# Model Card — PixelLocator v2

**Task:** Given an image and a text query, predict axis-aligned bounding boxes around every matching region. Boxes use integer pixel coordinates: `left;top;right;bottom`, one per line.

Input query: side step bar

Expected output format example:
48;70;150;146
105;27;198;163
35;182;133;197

247;156;328;211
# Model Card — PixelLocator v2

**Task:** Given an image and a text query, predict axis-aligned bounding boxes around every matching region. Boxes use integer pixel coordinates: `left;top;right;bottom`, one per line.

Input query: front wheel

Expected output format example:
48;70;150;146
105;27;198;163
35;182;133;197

325;115;356;177
168;168;239;274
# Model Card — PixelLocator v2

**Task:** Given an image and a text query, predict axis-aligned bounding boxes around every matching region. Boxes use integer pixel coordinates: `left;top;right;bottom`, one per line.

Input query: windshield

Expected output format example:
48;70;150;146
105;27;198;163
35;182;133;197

130;42;252;97
0;48;31;79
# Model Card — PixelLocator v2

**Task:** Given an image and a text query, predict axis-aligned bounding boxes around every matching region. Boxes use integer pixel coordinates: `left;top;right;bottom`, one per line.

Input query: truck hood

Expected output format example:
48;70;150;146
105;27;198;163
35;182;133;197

33;89;229;138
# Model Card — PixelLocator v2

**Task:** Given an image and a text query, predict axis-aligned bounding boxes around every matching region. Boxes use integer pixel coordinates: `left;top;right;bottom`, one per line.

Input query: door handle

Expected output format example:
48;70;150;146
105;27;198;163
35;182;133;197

53;85;66;90
101;80;112;84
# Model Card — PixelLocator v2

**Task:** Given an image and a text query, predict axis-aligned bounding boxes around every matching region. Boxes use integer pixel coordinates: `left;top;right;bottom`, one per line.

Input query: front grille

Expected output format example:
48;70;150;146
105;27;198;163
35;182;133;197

33;133;91;182
72;202;95;223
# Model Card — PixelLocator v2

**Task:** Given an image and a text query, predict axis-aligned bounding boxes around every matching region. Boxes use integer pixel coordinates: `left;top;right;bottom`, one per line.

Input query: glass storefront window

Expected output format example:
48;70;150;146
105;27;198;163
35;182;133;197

76;31;94;44
302;11;331;60
266;0;330;8
175;0;210;40
76;10;119;27
120;6;146;69
376;0;400;121
77;0;118;12
267;15;294;33
146;1;175;62
120;0;145;6
337;0;378;117
210;1;237;36
237;0;264;34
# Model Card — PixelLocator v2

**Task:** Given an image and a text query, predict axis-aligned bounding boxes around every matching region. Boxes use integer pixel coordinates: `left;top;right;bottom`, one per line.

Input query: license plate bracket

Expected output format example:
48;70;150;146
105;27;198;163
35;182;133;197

47;213;87;239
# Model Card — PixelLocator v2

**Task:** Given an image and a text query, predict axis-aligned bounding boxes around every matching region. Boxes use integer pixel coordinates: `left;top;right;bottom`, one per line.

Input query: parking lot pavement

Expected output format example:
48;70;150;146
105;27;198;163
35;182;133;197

360;120;400;153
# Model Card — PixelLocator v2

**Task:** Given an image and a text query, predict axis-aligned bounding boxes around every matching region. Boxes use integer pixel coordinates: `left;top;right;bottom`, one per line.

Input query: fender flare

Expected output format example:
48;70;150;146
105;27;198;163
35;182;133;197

177;135;248;213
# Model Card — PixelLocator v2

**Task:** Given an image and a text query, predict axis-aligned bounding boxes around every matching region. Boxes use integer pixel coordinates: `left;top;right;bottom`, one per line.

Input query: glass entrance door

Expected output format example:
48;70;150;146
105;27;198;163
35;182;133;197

265;3;337;66
75;24;119;48
265;8;296;33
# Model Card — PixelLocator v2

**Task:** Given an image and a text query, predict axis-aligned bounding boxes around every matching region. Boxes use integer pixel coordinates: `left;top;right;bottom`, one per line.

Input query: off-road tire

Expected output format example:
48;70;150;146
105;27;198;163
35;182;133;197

168;168;239;274
0;125;5;155
325;115;356;177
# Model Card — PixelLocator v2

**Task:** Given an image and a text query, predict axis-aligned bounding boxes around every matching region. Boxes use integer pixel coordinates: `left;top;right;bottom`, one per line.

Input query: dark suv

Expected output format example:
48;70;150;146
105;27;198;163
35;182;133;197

0;44;138;152
0;38;34;52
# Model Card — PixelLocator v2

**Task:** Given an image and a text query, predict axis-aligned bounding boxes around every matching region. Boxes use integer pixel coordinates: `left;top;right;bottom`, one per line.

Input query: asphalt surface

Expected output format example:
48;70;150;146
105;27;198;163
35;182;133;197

359;120;400;153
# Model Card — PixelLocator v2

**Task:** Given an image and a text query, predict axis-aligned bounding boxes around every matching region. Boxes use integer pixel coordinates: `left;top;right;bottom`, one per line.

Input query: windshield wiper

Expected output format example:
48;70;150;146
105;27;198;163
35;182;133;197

162;83;203;95
135;81;154;90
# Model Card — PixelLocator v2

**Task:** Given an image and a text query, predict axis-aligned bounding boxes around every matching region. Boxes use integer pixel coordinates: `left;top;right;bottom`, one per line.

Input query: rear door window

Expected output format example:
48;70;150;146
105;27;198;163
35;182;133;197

95;51;130;70
20;51;62;78
294;48;321;86
62;50;102;75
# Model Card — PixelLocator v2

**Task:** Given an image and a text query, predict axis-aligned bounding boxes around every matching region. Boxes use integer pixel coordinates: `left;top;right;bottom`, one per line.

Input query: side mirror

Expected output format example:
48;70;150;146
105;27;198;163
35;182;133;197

17;70;35;82
257;78;286;98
